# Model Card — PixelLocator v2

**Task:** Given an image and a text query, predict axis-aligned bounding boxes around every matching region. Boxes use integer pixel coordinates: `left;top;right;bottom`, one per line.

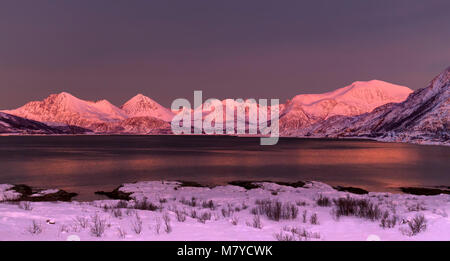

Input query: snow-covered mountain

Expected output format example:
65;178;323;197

121;94;174;122
3;92;127;131
90;116;172;134
191;80;411;134
299;67;450;145
3;92;174;133
6;74;447;143
194;99;275;132
0;112;89;134
280;80;413;134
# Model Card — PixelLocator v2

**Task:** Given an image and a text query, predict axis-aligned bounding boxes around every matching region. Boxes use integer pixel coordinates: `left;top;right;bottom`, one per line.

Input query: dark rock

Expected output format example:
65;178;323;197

176;180;209;188
228;181;262;190
8;184;77;202
229;180;306;190
26;190;78;202
400;187;450;196
11;184;33;196
95;185;133;200
273;181;306;188
334;186;369;195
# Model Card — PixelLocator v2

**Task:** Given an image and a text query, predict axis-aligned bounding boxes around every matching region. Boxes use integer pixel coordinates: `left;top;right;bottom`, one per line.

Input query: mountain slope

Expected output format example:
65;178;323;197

0;112;89;134
90;116;172;134
301;67;450;145
3;92;127;131
280;80;413;135
0;80;420;137
3;93;176;134
121;94;174;122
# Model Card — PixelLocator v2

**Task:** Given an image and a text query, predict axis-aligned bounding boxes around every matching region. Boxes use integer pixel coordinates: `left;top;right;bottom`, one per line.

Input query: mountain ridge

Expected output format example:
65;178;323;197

0;112;89;135
297;67;449;145
2;92;174;133
4;75;445;144
279;80;413;134
121;94;174;122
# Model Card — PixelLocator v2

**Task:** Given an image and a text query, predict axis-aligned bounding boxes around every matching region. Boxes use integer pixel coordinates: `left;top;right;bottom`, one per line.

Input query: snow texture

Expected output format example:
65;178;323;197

0;181;448;241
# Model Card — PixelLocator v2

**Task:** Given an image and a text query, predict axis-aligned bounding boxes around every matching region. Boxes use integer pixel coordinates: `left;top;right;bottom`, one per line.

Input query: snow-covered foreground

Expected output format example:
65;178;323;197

0;181;449;241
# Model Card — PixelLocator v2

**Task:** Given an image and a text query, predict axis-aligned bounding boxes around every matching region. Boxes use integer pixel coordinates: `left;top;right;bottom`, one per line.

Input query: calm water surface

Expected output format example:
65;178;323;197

0;136;448;200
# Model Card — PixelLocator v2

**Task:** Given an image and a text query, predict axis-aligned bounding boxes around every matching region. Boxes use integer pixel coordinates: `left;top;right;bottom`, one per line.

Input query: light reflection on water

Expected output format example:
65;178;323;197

0;136;448;200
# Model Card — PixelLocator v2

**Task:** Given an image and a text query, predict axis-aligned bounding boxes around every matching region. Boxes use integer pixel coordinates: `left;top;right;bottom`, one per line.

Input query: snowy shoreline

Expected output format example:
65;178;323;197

0;180;449;241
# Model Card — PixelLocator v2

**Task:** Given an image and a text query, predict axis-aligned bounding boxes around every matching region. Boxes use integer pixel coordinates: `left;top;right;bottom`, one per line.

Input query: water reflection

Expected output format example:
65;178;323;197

0;136;448;200
295;147;420;165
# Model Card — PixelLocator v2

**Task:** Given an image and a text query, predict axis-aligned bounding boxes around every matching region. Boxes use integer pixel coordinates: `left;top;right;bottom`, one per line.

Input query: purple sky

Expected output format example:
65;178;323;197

0;0;449;108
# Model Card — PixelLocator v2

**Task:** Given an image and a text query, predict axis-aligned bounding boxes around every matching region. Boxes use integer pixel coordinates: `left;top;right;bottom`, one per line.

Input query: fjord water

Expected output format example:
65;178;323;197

0;136;448;200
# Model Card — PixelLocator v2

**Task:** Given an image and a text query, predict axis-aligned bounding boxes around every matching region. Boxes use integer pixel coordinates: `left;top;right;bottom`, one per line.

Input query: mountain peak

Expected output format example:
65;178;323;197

345;80;413;99
44;92;88;108
300;66;450;145
280;79;413;133
350;79;390;87
123;94;156;107
4;92;127;129
122;94;174;122
129;93;150;101
291;80;412;106
347;79;410;91
58;91;74;97
95;99;114;106
52;91;79;100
